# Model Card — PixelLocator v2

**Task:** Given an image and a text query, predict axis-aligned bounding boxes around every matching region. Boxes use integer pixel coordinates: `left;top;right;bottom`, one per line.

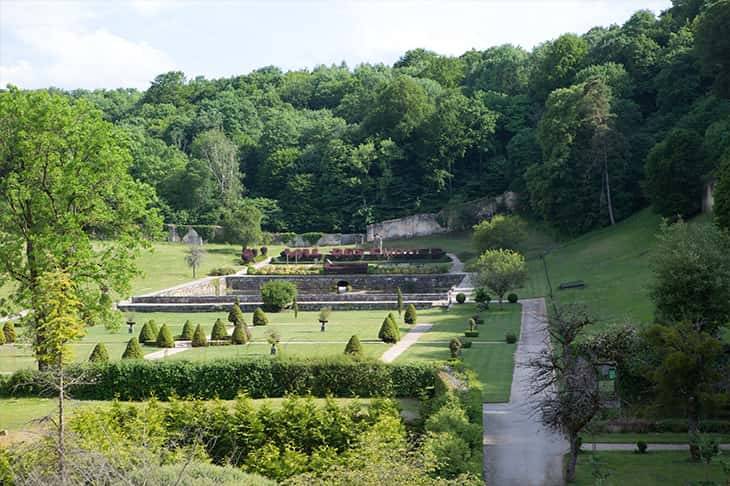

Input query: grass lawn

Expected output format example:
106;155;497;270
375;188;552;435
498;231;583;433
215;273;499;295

584;432;730;444
573;451;727;485
397;303;521;403
382;231;476;262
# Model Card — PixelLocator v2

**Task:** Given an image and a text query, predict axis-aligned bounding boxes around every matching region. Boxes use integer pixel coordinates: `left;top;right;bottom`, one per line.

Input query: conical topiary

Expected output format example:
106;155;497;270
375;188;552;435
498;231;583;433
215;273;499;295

3;321;16;343
156;324;175;348
231;323;248;345
180;320;195;340
211;318;228;340
378;315;400;343
344;335;363;356
404;304;417;325
139;321;156;344
89;342;109;363
253;307;268;326
389;314;401;341
122;337;144;359
228;302;246;326
192;324;208;347
0;328;5;345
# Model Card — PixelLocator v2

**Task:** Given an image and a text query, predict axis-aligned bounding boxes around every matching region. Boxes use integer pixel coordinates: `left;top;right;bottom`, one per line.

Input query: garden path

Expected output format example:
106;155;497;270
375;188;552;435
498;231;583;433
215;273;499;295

483;298;567;485
587;443;730;451
380;324;433;363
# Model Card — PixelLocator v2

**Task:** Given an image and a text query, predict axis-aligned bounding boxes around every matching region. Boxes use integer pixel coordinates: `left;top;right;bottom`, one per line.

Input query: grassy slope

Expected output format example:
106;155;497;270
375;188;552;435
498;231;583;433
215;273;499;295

573;451;726;485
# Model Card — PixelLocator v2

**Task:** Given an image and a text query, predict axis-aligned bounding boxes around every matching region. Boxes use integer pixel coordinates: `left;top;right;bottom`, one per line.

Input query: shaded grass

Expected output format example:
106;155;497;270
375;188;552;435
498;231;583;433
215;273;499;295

573;451;726;485
381;231;476;262
584;432;730;444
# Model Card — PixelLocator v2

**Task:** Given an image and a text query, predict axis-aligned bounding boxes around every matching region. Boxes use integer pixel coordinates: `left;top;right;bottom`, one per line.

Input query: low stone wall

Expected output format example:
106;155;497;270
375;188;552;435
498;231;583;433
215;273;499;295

118;300;434;313
150;276;226;298
225;274;463;294
132;292;446;304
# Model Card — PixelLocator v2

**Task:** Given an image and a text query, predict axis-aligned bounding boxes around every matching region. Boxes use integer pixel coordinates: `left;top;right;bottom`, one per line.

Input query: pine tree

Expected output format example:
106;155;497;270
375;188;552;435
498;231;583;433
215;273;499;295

253;307;269;326
139;321;156;344
344;335;363;356
156;324;175;348
211;318;229;340
404;304;417;325
89;342;109;363
228;301;246;326
231;323;248;345
192;324;208;347
3;321;16;343
122;337;144;359
396;288;404;316
180;320;195;340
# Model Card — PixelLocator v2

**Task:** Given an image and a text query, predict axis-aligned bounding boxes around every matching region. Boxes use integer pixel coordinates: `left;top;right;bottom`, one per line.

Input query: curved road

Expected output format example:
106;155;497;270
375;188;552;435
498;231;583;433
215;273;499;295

483;298;567;485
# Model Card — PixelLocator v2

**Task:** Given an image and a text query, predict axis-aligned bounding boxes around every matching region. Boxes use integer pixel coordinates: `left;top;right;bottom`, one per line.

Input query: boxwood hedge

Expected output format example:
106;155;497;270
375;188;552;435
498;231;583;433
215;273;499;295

0;357;437;401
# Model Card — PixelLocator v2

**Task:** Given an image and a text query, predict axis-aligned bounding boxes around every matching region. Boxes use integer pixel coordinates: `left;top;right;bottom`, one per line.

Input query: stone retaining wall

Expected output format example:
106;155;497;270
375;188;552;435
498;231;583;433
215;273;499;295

118;300;435;313
225;274;463;294
132;292;446;304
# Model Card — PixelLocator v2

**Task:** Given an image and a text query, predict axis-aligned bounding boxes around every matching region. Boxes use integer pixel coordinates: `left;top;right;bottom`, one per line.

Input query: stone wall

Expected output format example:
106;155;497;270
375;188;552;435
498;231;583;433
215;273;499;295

225;274;463;294
132;292;446;304
119;300;435;313
703;179;716;213
148;276;226;298
366;214;446;242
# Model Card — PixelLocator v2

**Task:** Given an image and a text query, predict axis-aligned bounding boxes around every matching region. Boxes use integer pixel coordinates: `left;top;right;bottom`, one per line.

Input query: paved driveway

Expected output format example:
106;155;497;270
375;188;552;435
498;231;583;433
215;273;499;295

483;298;567;485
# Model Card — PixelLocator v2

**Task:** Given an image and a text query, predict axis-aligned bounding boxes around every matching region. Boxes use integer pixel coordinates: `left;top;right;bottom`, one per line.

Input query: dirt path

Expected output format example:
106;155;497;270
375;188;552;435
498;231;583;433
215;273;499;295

483;298;567;485
380;324;433;363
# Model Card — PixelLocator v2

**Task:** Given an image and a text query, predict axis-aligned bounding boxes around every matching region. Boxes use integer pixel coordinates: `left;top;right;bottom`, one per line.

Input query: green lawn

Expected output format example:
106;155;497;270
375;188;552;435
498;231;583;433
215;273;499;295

584;432;730;444
397;303;521;403
382;231;476;262
573;451;727;485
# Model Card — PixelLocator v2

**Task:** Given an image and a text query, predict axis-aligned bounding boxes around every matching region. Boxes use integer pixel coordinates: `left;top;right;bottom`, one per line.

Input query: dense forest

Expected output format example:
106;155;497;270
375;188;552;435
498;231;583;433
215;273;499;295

56;0;730;235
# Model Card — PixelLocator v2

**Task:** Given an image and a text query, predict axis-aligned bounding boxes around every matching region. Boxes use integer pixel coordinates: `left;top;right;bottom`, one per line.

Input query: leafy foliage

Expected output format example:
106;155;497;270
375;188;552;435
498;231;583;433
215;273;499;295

192;324;208;347
253;307;269;326
378;315;400;343
260;280;297;311
474;249;528;304
472;214;527;252
211;318;229;341
122;337;144;360
88;343;109;363
3;321;16;343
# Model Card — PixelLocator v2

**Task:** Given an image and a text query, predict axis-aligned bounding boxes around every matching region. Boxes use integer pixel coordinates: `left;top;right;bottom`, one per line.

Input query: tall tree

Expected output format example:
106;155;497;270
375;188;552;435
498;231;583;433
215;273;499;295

191;129;243;205
0;88;160;368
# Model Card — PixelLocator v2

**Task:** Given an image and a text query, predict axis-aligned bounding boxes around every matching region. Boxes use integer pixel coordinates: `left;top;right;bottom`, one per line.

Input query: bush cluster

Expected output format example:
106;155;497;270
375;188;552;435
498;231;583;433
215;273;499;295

505;332;517;344
0;357;438;401
208;267;238;276
260;281;297;311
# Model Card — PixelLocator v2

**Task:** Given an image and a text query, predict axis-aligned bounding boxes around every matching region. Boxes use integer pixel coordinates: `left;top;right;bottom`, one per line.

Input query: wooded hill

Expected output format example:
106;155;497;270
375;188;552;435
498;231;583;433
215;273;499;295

53;0;730;235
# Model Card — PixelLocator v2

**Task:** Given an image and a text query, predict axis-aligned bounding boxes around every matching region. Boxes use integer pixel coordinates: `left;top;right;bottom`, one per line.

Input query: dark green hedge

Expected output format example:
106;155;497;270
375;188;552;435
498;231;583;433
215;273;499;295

0;357;437;401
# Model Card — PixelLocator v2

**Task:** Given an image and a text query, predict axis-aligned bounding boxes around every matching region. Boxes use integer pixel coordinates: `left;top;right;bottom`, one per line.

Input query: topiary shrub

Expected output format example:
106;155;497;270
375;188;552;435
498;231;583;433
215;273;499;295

0;329;6;345
505;332;517;344
449;337;462;358
253;307;269;326
404;304;417;325
228;302;246;327
507;293;519;304
378;315;400;343
456;293;466;304
636;441;648;454
344;335;363;357
192;324;208;347
231;323;249;345
3;321;16;343
461;339;472;349
89;343;109;363
260;280;297;312
156;324;175;348
180;320;195;341
211;318;229;341
208;267;237;276
122;337;144;359
138;321;156;344
474;288;491;305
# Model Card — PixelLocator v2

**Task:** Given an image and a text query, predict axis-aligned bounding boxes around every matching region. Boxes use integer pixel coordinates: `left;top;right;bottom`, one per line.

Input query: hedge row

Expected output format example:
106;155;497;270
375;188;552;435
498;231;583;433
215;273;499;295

0;357;437;401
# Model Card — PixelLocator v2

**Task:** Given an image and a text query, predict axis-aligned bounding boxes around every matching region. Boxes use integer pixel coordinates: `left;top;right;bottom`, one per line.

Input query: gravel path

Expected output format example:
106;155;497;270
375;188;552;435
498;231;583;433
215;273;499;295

380;324;433;363
483;298;567;485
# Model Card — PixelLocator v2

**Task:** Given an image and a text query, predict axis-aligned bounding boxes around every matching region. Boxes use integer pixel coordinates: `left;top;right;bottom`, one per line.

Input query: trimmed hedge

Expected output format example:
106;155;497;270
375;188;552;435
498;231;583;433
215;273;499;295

0;357;438;401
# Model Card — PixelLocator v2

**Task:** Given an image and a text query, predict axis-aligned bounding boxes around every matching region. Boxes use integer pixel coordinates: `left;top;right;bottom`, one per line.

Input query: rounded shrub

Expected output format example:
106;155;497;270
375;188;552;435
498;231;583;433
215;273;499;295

156;324;175;348
138;321;156;344
344;335;363;357
456;293;466;304
260;280;297;312
211;318;229;341
378;315;400;343
636;441;648;454
180;320;195;341
404;304;417;325
122;337;144;359
89;342;109;363
3;321;16;343
507;293;519;304
449;337;462;358
474;288;491;305
192;324;208;347
253;307;269;326
505;332;517;344
231;323;249;345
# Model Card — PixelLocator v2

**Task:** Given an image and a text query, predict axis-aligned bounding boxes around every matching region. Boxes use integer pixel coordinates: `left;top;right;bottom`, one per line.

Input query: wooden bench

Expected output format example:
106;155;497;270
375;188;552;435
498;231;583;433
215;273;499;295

558;280;586;290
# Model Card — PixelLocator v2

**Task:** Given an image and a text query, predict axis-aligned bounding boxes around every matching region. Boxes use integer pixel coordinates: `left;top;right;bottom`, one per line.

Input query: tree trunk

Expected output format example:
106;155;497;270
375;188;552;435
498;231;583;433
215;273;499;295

688;395;701;462
58;368;67;484
566;433;579;482
603;152;616;226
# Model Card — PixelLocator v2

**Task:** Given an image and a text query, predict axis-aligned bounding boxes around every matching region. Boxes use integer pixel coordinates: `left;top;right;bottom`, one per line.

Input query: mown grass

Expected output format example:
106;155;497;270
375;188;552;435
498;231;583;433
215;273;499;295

573;451;727;485
584;432;730;444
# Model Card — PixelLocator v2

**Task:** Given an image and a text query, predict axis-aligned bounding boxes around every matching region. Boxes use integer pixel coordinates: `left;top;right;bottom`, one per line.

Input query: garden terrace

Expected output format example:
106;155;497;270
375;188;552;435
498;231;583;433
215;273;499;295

274;247;448;263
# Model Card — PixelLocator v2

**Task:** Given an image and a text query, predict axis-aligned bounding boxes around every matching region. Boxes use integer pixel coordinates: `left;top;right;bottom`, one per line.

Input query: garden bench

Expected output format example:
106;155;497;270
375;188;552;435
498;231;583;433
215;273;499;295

558;280;586;290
